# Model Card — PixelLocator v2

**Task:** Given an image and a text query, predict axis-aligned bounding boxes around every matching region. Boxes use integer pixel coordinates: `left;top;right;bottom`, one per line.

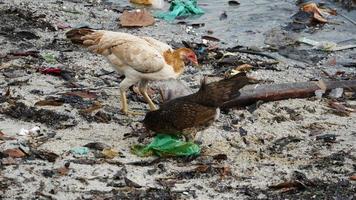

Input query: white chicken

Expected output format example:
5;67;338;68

66;28;199;115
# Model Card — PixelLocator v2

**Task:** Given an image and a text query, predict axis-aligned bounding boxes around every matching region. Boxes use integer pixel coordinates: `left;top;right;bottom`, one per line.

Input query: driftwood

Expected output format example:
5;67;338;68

222;80;356;108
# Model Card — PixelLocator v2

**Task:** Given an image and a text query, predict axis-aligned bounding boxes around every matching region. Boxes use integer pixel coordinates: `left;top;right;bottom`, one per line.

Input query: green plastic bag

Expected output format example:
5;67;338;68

132;134;200;157
154;0;205;21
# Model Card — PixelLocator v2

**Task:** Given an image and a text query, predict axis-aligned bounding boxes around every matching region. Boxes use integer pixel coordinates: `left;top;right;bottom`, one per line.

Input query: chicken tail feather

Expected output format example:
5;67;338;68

195;73;251;107
66;28;95;45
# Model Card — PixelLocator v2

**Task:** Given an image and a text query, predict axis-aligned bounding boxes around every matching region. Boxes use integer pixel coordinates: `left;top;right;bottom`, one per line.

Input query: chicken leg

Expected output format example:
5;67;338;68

139;80;157;111
119;78;144;115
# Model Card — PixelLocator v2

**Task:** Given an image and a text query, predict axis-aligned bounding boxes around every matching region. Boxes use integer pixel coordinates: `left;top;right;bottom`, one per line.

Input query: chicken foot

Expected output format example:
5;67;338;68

139;80;157;111
119;78;145;115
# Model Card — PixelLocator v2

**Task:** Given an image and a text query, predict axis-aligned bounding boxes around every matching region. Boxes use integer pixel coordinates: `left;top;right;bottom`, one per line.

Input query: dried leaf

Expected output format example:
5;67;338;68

269;180;306;192
328;101;355;116
64;91;97;99
80;101;103;113
301;3;336;23
32;150;59;162
120;9;155;27
5;87;10;96
350;175;356;181
213;154;228;162
35;99;64;106
219;165;231;178
235;64;253;72
3;148;26;158
57;166;69;176
202;35;220;42
102;148;119;159
195;165;209;173
84;142;110;151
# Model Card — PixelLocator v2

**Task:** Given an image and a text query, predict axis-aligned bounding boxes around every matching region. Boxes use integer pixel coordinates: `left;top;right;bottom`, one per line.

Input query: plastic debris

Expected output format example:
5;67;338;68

131;134;201;157
41;52;57;64
314;89;325;99
18;126;40;136
154;0;204;21
298;37;356;51
329;88;344;99
71;147;90;155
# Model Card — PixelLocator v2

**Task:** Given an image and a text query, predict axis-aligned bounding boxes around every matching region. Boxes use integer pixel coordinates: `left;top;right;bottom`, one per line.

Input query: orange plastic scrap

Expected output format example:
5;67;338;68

301;2;337;23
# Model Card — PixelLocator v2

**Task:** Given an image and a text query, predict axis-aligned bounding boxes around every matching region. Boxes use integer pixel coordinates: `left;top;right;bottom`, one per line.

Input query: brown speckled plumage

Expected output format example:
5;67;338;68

143;73;251;139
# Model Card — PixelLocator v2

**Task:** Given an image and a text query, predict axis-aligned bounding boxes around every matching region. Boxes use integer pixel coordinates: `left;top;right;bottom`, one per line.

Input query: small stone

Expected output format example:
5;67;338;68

257;193;267;199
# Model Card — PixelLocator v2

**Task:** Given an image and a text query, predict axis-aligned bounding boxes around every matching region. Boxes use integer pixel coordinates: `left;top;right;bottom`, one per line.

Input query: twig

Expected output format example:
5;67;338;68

222;80;356;108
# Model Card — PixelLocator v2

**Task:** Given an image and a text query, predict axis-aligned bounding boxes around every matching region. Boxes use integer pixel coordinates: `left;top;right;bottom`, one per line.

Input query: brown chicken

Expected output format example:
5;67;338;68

66;28;198;115
143;73;251;140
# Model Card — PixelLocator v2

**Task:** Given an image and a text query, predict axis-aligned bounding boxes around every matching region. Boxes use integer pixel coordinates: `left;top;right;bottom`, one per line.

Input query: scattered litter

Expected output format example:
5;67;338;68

219;11;227;20
57;162;70;176
18;126;40;136
3;148;26;158
101;148;120;159
124;177;142;188
154;0;204;21
1;101;77;129
314;89;325;99
300;2;337;23
64;91;97;99
350;175;356;181
39;67;62;76
32;150;59;162
35;98;65;106
227;64;253;77
328;101;355;116
80;101;103;113
84;142;110;151
71;147;90;155
298;37;356;51
132;134;201;157
315;134;337;143
9;50;39;58
41;52;57;64
228;0;240;6
201;35;220;42
329;88;343;99
119;9;155;27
